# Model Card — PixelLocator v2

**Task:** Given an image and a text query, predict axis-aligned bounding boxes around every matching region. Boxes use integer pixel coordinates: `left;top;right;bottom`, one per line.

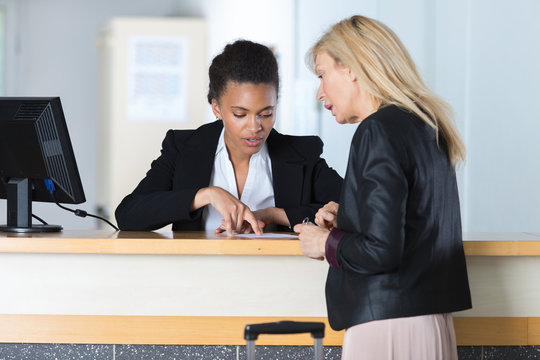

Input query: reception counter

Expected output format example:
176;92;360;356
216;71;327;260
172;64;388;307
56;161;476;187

1;231;540;346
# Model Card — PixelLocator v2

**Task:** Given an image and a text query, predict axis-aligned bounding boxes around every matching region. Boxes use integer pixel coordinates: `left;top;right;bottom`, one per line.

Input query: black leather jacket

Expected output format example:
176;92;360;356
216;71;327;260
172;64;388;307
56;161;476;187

325;105;472;331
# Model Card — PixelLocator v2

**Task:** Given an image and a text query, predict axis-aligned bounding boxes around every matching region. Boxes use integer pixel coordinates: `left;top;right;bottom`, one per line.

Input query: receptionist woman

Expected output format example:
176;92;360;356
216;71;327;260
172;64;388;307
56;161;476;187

115;40;343;234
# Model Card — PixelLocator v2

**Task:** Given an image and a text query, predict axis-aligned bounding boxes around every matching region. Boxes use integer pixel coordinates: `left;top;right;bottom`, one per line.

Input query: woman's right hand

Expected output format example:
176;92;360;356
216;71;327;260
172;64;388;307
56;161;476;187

191;186;262;235
314;201;339;230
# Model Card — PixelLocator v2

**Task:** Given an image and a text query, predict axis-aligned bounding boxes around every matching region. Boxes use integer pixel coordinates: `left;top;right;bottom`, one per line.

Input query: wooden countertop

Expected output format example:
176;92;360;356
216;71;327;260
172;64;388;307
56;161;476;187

0;230;301;255
0;230;539;256
462;232;540;256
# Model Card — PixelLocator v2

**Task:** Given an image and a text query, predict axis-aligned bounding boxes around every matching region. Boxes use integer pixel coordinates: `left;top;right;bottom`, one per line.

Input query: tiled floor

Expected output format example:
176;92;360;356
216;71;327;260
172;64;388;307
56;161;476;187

1;344;539;359
0;344;112;360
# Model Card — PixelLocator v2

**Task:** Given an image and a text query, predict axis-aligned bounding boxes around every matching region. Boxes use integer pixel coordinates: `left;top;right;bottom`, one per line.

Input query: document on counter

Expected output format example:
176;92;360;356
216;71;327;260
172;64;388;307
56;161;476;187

234;233;299;239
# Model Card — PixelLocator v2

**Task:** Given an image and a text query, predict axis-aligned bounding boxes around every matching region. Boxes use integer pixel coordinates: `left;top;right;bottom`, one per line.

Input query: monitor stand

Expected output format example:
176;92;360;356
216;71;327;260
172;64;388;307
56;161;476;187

0;178;62;233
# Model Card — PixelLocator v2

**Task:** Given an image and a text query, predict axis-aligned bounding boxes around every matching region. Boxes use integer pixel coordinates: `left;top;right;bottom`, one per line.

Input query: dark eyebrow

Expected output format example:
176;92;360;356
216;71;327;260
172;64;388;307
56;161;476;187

231;106;249;111
231;105;275;112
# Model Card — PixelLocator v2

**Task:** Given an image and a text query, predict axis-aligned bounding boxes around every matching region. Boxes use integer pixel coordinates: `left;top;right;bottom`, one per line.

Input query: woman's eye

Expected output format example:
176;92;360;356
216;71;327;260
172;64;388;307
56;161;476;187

233;113;246;118
258;113;273;118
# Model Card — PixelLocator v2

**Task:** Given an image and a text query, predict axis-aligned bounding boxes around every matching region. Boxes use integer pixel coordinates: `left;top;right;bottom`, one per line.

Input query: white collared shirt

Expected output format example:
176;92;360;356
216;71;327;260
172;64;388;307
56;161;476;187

202;129;275;231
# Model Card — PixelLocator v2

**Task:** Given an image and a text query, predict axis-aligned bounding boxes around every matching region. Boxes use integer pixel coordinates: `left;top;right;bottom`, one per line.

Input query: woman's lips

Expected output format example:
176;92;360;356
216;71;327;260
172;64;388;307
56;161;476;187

244;137;263;147
324;104;335;115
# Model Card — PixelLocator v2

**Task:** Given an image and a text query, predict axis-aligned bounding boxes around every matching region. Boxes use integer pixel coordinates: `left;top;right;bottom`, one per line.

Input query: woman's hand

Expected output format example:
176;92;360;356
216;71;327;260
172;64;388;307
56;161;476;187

191;186;262;235
293;223;330;261
218;219;266;234
217;207;290;234
253;207;290;228
315;201;339;230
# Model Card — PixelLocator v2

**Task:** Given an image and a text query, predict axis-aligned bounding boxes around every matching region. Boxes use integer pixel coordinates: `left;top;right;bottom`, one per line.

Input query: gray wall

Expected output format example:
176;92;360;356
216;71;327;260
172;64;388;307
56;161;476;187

1;0;539;232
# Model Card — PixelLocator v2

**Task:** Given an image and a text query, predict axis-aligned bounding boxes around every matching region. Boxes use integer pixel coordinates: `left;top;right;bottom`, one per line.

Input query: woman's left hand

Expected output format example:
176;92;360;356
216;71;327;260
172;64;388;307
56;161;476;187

293;223;330;261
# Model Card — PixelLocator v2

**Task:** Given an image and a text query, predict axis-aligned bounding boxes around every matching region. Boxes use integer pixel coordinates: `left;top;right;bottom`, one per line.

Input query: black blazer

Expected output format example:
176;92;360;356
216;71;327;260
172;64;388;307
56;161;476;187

115;120;343;231
326;105;472;330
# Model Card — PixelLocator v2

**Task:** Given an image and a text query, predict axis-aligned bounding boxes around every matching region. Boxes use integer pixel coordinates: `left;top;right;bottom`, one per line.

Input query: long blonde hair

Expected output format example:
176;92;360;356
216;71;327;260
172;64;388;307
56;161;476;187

308;15;466;166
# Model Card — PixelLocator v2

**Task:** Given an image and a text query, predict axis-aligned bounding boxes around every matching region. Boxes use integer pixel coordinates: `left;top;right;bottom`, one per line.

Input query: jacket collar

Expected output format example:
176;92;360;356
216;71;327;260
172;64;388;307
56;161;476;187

184;120;223;151
267;129;305;163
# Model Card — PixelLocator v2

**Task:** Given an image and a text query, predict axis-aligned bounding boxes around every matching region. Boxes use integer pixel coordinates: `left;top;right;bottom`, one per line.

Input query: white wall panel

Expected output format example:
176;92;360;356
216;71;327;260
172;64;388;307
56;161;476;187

464;0;540;231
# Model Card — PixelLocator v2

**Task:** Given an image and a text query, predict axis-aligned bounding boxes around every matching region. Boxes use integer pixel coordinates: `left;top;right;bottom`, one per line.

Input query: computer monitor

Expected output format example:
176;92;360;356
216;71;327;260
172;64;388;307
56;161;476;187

0;97;86;232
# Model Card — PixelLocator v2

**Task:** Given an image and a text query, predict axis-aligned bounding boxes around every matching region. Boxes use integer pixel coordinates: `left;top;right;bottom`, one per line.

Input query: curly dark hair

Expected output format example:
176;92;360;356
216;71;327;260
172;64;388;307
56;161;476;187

207;40;279;104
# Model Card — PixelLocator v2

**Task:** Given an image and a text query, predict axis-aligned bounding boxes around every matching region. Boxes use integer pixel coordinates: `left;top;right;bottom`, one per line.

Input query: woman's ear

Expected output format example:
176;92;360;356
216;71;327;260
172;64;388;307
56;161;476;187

211;99;222;120
347;67;357;82
337;63;356;82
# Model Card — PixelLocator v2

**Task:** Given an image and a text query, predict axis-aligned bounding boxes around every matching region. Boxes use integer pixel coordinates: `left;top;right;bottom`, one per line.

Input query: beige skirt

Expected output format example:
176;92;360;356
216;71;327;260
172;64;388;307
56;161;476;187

341;313;457;360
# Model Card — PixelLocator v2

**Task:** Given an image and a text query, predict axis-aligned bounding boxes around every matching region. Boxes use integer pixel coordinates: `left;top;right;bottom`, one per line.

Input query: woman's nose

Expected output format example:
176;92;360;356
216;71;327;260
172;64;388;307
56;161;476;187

316;83;325;101
247;115;262;131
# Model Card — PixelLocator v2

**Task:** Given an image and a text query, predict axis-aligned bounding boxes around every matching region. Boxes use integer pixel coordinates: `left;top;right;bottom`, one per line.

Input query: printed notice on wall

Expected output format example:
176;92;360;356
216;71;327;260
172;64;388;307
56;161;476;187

126;36;189;122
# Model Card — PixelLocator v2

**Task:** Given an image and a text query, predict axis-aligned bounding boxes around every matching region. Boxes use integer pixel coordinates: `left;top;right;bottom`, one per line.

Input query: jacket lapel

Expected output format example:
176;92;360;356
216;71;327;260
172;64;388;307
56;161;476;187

267;129;304;208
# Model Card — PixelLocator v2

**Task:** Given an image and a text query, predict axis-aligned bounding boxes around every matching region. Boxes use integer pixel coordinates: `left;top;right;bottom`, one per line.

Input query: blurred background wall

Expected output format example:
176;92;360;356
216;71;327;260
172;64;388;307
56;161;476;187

0;0;538;232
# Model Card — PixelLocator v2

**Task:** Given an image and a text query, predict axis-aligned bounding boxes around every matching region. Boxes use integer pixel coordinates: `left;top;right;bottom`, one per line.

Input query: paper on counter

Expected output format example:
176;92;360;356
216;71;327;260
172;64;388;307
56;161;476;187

234;232;299;239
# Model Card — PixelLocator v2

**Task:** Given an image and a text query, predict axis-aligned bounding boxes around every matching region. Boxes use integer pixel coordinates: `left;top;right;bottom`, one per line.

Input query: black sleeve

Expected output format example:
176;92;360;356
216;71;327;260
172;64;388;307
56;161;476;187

336;119;409;274
283;137;343;227
114;130;201;231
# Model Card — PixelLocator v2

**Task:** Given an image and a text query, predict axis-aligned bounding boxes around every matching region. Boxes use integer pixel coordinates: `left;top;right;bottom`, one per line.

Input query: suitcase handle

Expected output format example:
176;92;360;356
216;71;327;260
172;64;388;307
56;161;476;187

244;320;325;340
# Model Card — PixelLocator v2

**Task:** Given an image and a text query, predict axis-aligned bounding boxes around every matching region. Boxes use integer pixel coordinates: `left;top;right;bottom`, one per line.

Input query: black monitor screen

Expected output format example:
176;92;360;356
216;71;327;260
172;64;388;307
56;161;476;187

0;97;86;232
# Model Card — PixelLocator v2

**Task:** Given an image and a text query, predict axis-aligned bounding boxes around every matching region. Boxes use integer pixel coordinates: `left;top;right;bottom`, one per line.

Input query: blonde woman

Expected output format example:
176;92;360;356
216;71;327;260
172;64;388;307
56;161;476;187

294;16;471;359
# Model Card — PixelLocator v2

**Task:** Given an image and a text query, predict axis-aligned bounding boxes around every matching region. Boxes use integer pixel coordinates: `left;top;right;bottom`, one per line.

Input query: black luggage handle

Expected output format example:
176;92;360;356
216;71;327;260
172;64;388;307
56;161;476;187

244;320;325;341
